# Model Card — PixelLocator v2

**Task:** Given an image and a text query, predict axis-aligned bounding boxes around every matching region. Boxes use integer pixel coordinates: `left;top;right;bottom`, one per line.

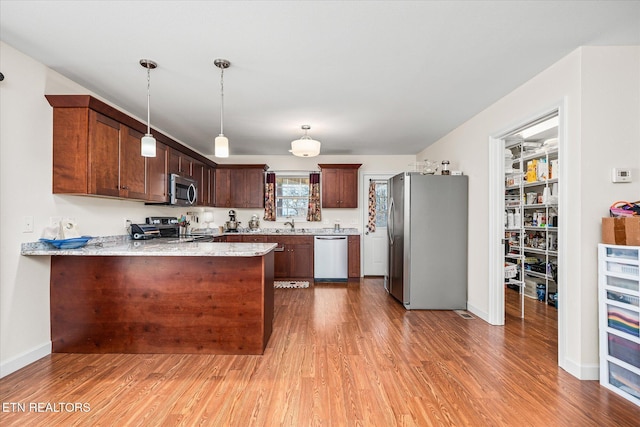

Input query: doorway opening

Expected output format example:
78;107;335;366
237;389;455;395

362;173;394;276
488;103;568;371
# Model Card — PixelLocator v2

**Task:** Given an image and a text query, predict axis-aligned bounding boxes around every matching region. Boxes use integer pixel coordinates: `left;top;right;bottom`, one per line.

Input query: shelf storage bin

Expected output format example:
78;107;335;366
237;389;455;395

599;243;640;406
608;362;640;401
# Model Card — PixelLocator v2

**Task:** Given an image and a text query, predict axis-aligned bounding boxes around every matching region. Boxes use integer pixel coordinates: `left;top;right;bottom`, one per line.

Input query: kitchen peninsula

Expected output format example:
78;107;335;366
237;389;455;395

22;238;276;355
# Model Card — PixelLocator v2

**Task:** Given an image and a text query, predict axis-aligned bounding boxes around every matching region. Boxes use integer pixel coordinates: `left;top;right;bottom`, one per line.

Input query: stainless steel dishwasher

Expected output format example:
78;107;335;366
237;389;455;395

314;235;348;282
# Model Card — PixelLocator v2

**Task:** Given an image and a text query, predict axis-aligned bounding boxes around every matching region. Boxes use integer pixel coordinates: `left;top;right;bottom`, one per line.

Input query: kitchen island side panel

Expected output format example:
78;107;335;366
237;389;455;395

50;254;274;355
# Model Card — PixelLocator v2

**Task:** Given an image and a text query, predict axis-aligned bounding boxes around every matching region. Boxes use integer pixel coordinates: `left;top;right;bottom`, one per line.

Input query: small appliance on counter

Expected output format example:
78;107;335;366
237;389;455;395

248;214;261;232
225;210;241;232
130;217;180;240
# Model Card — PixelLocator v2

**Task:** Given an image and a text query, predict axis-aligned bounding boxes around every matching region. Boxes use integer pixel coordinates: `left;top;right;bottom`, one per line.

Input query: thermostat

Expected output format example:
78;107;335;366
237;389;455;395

612;168;632;183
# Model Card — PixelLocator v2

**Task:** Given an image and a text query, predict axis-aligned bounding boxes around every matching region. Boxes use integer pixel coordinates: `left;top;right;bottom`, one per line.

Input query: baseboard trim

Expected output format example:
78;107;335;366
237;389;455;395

466;302;490;324
561;358;599;380
0;342;51;378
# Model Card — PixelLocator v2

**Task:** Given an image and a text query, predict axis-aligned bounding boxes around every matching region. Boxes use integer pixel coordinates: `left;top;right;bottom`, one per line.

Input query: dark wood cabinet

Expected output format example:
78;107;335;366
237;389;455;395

147;142;168;202
215;165;268;208
348;235;361;278
214;167;232;207
46;95;217;204
216;232;359;280
120;126;148;200
203;165;215;207
318;164;361;208
73;110;146;199
169;149;195;177
269;236;313;279
87;110;121;197
191;160;206;206
242;235;268;243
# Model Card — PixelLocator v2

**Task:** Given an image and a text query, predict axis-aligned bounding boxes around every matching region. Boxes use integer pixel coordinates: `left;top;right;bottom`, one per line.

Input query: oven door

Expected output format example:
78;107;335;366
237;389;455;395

170;174;197;206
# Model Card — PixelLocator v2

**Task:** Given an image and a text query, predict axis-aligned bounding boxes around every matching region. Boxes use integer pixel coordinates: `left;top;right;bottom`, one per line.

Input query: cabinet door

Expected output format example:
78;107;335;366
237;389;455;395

339;169;359;208
225;234;243;242
321;168;341;208
273;244;288;278
204;166;215;206
290;242;313;278
88;110;120;197
120;127;147;200
244;168;265;208
214;168;232;207
229;169;247;207
168;149;182;175
147;142;168;202
348;235;361;278
191;161;205;206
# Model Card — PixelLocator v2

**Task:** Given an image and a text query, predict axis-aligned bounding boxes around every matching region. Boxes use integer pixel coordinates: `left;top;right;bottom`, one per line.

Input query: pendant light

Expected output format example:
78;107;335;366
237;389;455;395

214;59;231;158
290;125;321;157
139;59;157;157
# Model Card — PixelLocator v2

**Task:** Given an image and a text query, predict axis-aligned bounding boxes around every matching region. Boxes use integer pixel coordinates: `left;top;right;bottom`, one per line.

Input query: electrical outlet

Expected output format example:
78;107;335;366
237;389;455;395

23;216;34;233
124;218;132;230
50;216;62;226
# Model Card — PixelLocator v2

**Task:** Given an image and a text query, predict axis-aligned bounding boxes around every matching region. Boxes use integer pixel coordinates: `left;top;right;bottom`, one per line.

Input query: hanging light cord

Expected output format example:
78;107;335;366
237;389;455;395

146;66;152;135
219;66;225;135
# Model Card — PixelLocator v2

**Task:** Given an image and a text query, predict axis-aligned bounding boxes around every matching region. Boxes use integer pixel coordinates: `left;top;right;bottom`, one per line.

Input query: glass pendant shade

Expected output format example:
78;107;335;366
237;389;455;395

139;59;157;158
290;137;321;157
215;134;229;158
141;134;157;157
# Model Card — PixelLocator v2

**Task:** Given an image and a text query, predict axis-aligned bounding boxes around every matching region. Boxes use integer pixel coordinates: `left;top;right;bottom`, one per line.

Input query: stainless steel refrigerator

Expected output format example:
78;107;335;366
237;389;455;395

385;172;468;310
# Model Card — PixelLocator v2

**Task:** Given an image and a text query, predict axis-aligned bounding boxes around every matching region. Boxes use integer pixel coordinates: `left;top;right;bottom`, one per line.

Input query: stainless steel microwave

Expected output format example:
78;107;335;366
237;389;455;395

169;173;197;206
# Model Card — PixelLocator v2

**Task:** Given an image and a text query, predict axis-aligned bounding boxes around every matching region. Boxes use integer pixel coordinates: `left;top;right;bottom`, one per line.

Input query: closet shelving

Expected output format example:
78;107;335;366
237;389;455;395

598;244;640;406
504;131;559;318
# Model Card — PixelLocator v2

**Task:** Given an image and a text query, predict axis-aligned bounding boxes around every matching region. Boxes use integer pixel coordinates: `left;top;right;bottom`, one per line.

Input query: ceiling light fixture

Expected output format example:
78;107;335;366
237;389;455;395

139;59;157;158
290;125;321;157
214;58;231;158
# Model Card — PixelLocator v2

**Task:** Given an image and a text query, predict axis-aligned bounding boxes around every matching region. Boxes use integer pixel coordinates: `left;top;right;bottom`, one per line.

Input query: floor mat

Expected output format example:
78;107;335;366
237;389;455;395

274;280;310;289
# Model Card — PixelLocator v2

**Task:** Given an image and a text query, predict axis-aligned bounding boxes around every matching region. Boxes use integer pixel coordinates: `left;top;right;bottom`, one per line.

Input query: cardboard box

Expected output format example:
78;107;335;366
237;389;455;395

602;217;640;246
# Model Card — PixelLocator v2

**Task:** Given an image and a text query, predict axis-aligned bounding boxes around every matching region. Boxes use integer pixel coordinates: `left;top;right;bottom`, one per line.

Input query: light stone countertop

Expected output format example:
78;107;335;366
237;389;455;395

194;227;360;236
21;235;277;257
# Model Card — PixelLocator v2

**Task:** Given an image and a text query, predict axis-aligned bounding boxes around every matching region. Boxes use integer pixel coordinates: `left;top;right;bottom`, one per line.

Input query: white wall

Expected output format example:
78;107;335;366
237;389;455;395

0;42;414;376
417;46;640;379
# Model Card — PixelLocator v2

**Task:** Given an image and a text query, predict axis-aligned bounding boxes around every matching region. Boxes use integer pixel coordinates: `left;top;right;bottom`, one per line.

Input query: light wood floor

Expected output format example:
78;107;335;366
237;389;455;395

1;278;638;426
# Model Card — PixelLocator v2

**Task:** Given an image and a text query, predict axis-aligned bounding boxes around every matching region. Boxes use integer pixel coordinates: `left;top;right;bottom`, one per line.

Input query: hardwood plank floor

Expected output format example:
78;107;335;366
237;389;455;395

1;279;638;426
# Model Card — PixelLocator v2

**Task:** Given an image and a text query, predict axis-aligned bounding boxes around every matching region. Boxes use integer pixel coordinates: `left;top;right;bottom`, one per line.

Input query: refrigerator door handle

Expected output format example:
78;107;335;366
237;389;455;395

387;198;394;244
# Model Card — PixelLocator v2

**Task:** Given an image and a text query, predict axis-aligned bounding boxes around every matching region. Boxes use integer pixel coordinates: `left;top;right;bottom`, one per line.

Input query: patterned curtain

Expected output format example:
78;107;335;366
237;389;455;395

263;172;276;221
367;180;377;232
307;172;321;222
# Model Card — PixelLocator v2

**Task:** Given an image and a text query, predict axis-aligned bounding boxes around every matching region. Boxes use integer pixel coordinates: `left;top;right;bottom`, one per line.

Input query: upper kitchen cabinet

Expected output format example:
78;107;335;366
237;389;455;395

318;164;362;208
45;95;217;203
168;149;196;177
147;142;168;202
190;160;215;207
215;165;268;208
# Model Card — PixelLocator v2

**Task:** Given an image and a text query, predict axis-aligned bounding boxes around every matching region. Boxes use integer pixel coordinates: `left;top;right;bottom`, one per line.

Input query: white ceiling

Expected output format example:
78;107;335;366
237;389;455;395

2;1;639;157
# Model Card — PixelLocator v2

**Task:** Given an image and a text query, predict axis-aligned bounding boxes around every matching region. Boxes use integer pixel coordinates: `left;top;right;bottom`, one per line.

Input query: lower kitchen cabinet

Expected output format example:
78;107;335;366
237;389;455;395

348;235;361;278
270;236;313;279
217;233;360;281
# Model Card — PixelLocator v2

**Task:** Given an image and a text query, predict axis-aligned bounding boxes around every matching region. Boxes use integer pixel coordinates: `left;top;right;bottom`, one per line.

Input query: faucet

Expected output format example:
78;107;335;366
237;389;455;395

283;218;295;230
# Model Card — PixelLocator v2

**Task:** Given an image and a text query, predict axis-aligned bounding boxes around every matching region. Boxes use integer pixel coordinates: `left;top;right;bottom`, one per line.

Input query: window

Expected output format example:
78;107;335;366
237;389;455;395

276;174;309;220
374;181;388;228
